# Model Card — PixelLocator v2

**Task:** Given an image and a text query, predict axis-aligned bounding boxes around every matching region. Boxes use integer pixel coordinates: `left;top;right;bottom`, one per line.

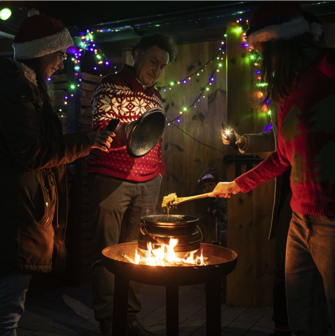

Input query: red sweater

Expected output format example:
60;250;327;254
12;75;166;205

86;64;165;182
236;49;335;216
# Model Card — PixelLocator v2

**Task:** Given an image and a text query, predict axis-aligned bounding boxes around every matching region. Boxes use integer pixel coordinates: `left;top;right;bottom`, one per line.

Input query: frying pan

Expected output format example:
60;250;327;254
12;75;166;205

126;107;165;158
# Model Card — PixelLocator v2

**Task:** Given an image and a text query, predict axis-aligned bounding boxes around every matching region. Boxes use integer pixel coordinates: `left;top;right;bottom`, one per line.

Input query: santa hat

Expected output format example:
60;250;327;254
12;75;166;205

12;9;73;60
198;168;219;187
246;1;323;48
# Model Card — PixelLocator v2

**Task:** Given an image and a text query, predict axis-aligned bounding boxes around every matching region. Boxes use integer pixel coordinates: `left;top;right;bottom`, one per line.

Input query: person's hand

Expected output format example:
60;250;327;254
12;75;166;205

87;131;115;152
221;130;245;148
209;181;241;198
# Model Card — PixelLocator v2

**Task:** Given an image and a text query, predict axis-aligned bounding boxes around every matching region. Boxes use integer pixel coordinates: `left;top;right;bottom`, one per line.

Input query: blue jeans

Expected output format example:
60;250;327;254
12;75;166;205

286;212;335;335
88;174;162;331
0;272;32;336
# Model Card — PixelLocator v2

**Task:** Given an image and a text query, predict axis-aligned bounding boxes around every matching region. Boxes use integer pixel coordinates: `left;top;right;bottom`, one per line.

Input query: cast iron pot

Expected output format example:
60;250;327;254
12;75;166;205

138;214;203;253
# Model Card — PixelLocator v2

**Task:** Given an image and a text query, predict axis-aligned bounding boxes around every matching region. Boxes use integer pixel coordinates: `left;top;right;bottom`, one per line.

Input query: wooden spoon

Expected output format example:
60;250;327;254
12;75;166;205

162;192;212;208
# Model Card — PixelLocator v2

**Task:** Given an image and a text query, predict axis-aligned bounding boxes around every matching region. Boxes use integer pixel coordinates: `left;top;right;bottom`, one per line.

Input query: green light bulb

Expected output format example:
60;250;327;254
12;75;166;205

183;107;187;111
170;82;174;86
0;8;11;20
218;63;223;67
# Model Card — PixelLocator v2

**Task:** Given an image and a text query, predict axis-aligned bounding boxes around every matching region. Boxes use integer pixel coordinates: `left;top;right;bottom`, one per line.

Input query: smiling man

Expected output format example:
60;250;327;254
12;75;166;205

87;34;177;336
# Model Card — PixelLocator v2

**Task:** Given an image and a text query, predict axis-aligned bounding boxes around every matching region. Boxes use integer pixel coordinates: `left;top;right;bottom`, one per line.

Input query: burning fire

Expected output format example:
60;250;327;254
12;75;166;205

123;239;206;266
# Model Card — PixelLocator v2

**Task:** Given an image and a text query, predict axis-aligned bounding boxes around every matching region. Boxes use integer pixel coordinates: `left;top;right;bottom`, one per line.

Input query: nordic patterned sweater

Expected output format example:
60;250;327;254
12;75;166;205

86;64;165;181
235;49;335;216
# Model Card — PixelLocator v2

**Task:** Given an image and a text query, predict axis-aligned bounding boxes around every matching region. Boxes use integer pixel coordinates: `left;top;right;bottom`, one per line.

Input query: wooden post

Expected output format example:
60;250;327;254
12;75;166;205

225;22;275;307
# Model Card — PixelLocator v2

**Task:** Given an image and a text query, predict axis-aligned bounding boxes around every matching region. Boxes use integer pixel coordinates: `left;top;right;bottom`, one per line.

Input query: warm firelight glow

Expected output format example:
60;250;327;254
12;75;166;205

123;239;206;267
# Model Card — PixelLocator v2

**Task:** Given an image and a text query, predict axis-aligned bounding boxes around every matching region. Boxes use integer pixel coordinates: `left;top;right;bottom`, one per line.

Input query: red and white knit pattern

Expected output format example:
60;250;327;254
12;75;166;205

87;65;165;182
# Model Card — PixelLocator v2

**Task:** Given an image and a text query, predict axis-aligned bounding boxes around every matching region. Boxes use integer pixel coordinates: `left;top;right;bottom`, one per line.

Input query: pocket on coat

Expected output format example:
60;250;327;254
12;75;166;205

35;183;53;226
34;172;56;227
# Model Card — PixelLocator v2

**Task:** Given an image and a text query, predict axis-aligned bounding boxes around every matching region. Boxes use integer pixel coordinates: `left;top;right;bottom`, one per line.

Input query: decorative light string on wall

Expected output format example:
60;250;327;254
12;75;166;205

159;43;225;126
245;25;272;131
165;18;270;151
78;30;118;76
158;45;225;91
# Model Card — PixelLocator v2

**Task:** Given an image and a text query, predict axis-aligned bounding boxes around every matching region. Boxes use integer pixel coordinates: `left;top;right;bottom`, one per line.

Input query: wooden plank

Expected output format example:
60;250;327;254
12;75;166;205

81;90;94;99
82;72;101;84
81;107;92;117
80;124;92;133
51;73;67;83
80;116;92;126
225;22;275;307
80;97;92;107
52;82;68;90
81;81;97;92
53;92;67;102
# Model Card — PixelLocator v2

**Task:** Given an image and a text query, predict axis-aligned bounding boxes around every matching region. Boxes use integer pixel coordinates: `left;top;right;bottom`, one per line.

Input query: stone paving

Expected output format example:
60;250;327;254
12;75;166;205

17;283;273;336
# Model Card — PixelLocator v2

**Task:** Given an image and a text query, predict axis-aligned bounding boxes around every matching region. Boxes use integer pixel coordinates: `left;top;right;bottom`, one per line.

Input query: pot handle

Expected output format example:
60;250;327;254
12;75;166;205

139;222;147;236
187;225;203;245
196;225;203;242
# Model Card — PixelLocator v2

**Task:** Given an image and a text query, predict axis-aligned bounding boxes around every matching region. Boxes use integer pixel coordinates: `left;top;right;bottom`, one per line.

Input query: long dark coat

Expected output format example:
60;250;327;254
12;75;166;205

0;57;92;275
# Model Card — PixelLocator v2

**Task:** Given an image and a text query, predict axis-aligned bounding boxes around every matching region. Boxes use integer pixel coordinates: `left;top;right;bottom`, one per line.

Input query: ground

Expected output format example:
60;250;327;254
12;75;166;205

18;283;273;336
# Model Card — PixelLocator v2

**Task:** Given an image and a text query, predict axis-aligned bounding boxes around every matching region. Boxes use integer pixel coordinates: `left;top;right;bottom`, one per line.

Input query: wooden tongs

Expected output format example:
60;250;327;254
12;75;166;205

162;192;212;208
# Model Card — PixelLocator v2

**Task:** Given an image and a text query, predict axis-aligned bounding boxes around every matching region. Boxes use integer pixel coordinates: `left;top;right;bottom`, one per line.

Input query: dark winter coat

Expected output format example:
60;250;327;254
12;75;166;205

0;57;92;275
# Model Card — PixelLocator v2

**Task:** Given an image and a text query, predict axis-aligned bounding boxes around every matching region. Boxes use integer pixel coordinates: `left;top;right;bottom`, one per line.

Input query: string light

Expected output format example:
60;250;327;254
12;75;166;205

162;43;225;124
158;47;224;90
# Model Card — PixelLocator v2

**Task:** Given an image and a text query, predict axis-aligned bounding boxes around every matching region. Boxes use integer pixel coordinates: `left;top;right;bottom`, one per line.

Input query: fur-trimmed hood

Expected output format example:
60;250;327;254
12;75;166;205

11;59;38;87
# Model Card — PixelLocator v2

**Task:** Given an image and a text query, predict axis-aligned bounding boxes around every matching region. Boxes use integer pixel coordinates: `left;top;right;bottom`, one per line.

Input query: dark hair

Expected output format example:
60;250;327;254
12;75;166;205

261;31;326;104
131;34;177;64
20;58;51;102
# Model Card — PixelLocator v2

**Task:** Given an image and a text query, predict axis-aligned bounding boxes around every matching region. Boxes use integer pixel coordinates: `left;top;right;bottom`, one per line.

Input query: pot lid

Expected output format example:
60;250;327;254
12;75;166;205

127;107;166;158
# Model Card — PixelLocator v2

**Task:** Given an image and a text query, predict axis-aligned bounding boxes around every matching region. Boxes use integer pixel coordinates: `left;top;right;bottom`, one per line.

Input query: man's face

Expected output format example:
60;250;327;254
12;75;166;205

201;181;216;193
133;45;169;85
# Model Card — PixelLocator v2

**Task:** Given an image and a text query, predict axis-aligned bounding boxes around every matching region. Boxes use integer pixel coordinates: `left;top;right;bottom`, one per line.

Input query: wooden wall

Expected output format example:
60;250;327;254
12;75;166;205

225;22;275;307
50;71;102;285
125;40;228;218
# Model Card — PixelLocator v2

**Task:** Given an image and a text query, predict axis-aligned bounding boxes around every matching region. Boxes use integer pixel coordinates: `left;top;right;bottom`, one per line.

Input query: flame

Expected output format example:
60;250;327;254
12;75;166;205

131;239;206;267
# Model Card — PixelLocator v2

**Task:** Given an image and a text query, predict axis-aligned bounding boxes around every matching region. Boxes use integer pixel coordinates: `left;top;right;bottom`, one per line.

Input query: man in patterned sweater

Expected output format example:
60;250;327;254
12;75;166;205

87;34;177;336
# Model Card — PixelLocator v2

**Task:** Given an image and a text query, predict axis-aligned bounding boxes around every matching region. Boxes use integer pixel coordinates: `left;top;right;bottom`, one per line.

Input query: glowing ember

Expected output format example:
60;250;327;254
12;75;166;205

123;239;206;267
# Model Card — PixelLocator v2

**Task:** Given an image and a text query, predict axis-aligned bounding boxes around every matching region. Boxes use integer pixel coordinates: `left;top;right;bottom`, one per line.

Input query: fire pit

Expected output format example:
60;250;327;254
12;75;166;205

102;242;238;336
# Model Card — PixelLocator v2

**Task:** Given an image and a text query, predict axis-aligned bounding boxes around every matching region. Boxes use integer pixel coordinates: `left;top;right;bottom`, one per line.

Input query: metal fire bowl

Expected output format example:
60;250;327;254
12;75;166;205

102;242;238;287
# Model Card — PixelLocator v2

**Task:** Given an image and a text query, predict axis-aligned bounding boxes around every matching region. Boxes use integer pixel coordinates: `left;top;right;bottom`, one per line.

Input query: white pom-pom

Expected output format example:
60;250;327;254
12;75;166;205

309;22;323;41
28;8;40;17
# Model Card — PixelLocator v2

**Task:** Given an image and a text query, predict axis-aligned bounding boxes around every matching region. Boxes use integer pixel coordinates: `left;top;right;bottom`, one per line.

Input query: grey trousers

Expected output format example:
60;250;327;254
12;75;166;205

0;272;32;336
286;212;335;335
88;173;162;331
